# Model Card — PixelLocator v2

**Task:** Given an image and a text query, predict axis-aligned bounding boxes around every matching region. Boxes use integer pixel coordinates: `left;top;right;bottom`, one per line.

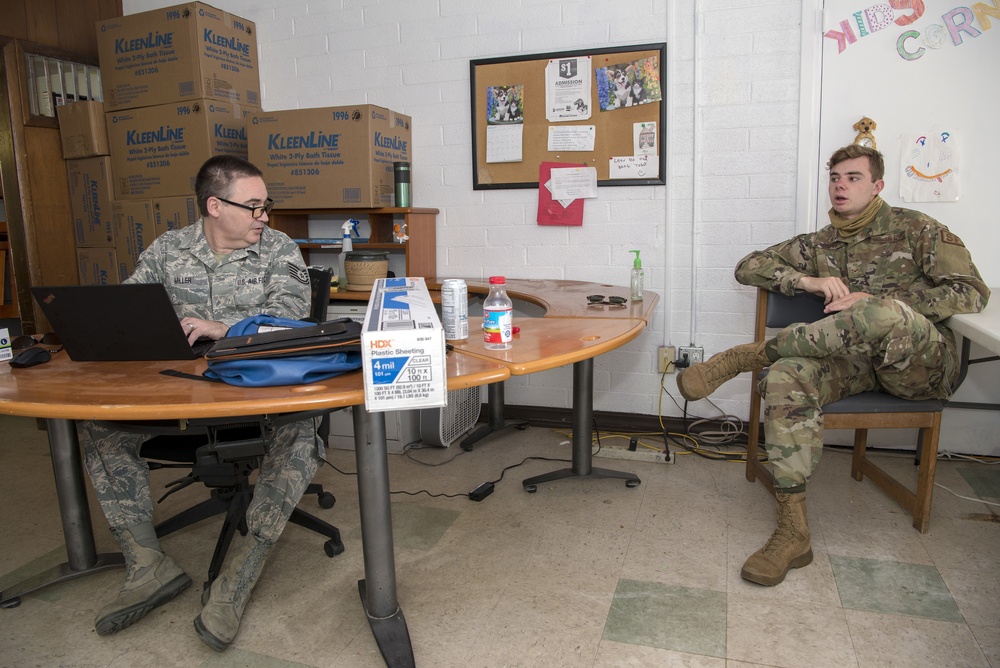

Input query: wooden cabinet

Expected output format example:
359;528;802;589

268;207;438;299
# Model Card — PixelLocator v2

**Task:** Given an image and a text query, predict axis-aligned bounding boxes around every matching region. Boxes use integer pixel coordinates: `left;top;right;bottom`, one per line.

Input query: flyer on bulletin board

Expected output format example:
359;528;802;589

537;162;586;226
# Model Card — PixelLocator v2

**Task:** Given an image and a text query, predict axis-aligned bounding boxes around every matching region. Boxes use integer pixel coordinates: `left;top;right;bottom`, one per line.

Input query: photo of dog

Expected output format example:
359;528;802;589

596;56;661;112
574;98;589;115
488;85;524;124
611;65;634;109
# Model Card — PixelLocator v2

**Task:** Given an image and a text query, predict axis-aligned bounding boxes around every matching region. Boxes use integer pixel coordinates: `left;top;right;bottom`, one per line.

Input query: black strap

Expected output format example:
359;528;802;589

160;369;221;383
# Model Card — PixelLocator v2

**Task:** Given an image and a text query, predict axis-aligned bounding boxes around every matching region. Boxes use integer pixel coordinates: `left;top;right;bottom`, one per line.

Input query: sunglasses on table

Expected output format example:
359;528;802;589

215;197;275;219
11;333;61;351
586;295;627;305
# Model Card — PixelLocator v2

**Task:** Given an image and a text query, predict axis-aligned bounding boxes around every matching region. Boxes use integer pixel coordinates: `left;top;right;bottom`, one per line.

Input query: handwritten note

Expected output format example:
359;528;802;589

609;155;658;179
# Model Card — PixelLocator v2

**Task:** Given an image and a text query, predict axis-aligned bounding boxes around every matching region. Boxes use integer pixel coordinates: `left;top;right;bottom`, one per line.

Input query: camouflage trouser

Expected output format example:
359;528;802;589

78;418;319;543
759;297;957;488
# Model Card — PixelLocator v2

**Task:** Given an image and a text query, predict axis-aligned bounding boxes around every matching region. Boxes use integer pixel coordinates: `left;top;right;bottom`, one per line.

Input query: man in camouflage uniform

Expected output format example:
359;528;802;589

78;155;317;650
677;145;989;586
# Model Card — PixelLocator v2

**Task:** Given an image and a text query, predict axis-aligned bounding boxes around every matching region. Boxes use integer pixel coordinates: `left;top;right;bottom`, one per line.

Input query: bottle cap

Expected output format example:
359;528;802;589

489;276;506;284
630;250;642;268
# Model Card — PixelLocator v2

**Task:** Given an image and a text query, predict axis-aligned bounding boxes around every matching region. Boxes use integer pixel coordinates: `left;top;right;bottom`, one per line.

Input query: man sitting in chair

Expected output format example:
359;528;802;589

78;155;316;650
677;144;989;586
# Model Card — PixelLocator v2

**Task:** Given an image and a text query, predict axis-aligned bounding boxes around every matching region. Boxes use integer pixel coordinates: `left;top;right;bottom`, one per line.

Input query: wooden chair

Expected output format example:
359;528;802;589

745;288;943;533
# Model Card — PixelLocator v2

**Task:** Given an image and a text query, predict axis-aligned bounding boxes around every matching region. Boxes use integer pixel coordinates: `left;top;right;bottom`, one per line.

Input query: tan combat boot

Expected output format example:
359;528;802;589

95;523;192;635
741;491;813;586
676;340;770;401
194;532;274;651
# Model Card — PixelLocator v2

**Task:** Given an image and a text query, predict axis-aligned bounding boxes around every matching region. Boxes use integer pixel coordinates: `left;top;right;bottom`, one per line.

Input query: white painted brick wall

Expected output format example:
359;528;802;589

122;0;804;420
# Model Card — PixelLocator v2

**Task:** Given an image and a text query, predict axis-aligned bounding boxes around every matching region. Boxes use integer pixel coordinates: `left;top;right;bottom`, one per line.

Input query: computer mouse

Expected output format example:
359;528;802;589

9;347;52;368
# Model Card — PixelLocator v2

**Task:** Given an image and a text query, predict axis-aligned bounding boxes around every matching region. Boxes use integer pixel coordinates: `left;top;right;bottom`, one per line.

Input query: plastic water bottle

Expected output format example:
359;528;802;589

483;276;513;350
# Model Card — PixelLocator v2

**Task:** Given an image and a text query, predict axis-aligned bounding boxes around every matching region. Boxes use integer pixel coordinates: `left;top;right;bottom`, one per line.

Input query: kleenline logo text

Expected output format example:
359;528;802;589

114;31;173;53
215;124;247;140
267;132;339;150
203;29;251;55
373;132;407;152
89;180;101;223
126;126;185;145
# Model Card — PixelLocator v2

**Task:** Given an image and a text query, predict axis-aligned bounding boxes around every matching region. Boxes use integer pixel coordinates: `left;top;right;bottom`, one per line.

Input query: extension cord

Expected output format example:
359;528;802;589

595;447;674;464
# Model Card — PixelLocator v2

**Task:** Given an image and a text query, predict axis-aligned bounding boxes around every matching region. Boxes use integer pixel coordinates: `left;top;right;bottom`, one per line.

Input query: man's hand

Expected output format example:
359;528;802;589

796;276;871;313
180;317;229;344
797;276;850;304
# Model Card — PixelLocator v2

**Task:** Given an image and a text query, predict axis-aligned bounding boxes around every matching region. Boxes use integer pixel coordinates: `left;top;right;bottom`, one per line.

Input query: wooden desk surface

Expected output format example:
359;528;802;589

946;291;1000;357
450;316;648;375
433;278;659;323
0;352;508;422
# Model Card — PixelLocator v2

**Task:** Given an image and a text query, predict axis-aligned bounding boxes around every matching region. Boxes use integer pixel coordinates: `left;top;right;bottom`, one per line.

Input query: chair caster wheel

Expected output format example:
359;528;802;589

0;594;21;609
626;479;641;488
318;492;335;509
324;539;345;558
523;484;537;493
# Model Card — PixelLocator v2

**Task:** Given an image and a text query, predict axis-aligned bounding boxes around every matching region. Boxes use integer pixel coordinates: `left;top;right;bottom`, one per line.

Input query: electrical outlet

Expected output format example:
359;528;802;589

678;346;704;367
657;345;675;373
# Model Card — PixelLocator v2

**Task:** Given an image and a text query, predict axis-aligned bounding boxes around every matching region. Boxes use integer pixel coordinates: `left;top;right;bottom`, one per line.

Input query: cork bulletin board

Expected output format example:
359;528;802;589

470;43;666;190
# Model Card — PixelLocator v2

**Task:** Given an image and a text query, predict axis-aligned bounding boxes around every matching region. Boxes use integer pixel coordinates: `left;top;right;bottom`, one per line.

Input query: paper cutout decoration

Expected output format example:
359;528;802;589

899;130;959;202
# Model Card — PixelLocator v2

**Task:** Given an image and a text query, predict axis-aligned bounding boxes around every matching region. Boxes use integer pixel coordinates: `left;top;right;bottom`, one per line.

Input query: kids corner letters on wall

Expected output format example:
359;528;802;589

470;43;666;190
823;1;999;60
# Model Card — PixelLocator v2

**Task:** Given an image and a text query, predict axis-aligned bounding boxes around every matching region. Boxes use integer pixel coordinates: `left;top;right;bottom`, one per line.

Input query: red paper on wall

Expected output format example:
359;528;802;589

537;161;585;226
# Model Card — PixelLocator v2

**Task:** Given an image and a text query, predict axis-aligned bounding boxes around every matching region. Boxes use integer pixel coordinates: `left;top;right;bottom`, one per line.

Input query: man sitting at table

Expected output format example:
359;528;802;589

677;144;988;586
77;155;316;651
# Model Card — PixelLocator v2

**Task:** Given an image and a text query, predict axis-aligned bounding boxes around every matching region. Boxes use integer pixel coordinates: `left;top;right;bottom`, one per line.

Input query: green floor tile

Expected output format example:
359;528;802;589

957;466;1000;500
830;555;964;623
603;578;726;658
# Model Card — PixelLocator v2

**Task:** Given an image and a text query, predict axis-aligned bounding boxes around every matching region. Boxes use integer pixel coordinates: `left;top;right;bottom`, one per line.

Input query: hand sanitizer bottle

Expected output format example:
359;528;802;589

337;220;355;292
630;250;644;302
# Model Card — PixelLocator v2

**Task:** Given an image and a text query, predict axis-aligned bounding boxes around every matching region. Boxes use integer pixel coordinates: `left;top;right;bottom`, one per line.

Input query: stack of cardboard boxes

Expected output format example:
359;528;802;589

61;2;416;286
62;1;260;285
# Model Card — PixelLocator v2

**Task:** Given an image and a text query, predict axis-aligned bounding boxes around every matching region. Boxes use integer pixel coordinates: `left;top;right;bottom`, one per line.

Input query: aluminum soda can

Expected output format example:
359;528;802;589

441;279;469;341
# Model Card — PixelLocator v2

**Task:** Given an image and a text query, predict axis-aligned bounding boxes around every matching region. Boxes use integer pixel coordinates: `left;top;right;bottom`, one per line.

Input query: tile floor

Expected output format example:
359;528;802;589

1;413;998;667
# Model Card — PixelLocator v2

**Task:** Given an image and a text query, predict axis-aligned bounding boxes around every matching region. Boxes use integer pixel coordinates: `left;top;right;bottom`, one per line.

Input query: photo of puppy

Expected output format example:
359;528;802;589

574;98;589;115
488;85;524;124
611;65;633;109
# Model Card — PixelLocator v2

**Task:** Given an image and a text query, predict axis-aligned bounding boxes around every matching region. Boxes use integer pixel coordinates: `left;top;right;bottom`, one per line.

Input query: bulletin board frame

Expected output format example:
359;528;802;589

470;42;666;190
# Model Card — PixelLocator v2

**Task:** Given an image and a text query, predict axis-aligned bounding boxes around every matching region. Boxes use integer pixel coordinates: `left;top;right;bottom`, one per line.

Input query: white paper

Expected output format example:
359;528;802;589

899;130;959;202
486;124;523;163
633;122;657;155
609;155;658;179
545;57;592;122
550;167;598;200
547;126;596;152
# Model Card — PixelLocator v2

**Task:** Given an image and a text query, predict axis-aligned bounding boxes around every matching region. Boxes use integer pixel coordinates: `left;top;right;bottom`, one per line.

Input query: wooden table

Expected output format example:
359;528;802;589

0;278;657;665
443;279;659;491
0;351;508;668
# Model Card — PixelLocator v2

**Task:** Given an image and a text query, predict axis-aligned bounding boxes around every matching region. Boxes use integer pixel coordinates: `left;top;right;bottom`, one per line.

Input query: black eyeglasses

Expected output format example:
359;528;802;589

216;196;274;219
11;333;61;351
587;295;627;305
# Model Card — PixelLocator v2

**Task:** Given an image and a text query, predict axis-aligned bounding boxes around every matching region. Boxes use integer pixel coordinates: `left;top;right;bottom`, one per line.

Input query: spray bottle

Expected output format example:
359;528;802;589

629;250;644;302
337;220;356;291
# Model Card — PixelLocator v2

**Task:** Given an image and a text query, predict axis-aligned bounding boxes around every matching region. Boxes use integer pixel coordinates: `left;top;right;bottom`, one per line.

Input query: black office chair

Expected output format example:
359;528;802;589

135;266;343;594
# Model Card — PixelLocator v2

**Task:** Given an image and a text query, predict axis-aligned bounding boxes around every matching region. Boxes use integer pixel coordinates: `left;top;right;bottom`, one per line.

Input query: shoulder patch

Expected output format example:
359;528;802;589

940;229;965;247
288;263;310;285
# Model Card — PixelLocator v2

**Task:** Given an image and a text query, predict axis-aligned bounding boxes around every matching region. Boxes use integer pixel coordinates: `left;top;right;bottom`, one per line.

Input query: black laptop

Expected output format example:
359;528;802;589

31;284;203;361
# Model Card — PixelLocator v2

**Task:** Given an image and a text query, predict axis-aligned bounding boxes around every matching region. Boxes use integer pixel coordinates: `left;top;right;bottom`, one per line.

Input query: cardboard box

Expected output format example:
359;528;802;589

152;195;199;236
57;101;110;158
360;277;446;412
77;248;121;285
96;2;260;111
107;99;248;199
66;157;116;247
112;200;154;279
248;105;411;208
